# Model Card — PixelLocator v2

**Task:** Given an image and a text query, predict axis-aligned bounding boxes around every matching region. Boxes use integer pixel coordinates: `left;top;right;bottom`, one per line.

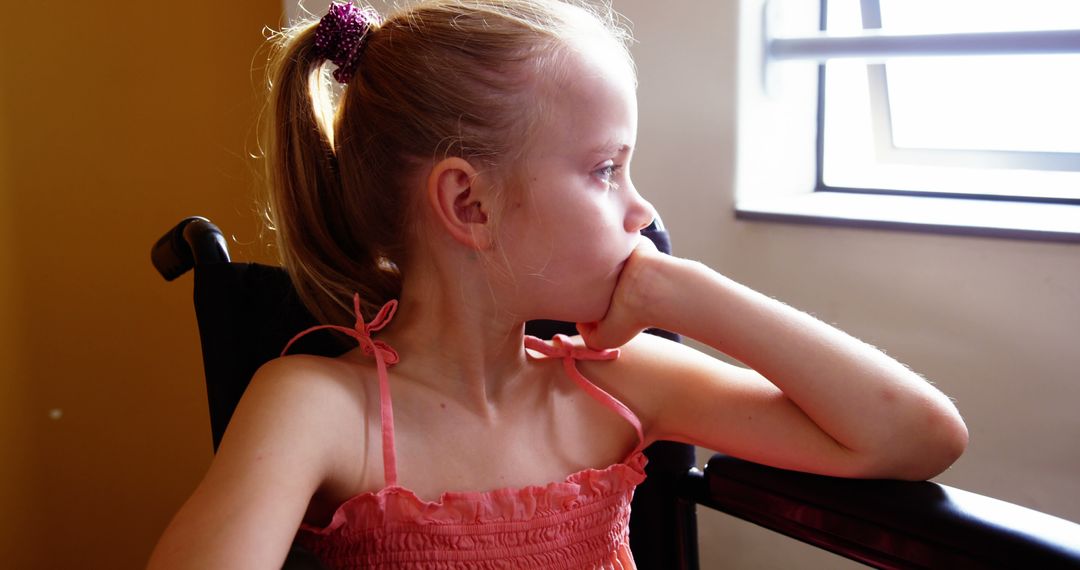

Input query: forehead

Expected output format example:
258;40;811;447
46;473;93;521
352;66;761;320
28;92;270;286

532;43;638;159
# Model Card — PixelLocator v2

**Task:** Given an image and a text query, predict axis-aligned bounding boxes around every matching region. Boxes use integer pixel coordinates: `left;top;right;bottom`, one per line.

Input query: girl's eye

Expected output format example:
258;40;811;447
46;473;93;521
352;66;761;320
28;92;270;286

594;162;624;188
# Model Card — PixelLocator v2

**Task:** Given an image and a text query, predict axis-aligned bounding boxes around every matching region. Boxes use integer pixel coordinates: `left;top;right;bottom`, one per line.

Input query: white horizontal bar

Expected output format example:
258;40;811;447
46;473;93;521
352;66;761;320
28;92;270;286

736;192;1080;242
769;29;1080;61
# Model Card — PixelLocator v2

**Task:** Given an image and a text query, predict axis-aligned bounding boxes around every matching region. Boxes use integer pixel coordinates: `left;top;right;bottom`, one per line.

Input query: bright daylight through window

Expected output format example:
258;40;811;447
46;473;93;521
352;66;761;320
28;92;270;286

822;0;1080;202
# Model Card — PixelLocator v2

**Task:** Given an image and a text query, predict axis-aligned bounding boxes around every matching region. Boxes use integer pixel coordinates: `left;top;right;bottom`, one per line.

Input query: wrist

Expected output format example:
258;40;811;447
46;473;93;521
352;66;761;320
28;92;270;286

630;253;702;332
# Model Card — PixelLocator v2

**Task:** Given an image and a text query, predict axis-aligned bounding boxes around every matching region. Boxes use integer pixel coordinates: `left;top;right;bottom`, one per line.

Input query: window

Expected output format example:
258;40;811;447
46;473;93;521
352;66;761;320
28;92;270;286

736;0;1080;241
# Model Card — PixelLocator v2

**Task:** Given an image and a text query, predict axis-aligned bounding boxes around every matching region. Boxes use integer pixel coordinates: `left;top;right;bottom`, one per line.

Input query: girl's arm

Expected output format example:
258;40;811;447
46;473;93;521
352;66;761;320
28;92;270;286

147;357;343;569
579;239;968;481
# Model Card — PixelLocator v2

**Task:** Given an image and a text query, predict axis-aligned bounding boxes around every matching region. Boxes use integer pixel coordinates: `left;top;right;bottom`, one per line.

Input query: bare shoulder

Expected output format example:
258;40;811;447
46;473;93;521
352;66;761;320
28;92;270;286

597;331;722;371
224;353;378;487
241;353;372;432
568;333;756;440
571;331;747;388
211;354;354;479
147;353;373;568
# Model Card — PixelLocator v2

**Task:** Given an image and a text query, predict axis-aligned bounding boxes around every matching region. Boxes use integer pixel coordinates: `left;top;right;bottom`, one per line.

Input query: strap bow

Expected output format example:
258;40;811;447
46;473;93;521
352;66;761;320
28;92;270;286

524;334;620;362
281;294;399;364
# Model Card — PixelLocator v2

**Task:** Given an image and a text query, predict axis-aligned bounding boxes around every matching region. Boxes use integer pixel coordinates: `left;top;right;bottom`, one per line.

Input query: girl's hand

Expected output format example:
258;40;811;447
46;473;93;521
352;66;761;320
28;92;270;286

577;236;670;350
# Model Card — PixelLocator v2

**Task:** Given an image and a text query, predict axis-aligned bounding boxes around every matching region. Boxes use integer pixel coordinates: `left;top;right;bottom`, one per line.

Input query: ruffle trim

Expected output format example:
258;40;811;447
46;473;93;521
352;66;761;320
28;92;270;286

300;451;646;534
298;538;637;569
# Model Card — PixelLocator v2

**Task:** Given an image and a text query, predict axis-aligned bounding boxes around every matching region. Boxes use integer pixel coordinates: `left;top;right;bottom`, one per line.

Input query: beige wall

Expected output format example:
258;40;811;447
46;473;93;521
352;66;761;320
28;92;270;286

614;0;1080;567
0;2;280;568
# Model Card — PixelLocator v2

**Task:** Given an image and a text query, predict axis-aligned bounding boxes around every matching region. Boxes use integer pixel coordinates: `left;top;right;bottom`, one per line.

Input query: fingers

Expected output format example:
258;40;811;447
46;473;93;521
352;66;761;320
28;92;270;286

575;322;600;347
576;312;643;351
578;320;623;351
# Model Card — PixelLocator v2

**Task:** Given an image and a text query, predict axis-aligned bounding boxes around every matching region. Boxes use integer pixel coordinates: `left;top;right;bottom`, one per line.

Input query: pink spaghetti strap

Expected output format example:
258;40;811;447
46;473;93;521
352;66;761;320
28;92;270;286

524;334;646;454
281;294;401;487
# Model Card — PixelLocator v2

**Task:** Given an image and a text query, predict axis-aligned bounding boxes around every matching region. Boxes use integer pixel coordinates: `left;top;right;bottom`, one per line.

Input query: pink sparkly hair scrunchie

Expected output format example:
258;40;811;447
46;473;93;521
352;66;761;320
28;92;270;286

313;2;381;84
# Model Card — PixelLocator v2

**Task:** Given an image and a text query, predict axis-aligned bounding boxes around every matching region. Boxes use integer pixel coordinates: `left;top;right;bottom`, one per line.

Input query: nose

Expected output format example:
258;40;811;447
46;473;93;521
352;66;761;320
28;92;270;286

624;182;657;233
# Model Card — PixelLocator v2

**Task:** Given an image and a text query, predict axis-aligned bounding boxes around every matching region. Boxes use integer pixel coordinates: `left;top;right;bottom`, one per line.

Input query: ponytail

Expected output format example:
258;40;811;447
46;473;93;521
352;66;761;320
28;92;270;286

263;22;400;327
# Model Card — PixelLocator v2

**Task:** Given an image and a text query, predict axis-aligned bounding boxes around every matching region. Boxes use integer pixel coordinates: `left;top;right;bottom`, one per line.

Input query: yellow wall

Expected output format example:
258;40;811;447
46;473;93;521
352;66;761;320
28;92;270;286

1;2;280;567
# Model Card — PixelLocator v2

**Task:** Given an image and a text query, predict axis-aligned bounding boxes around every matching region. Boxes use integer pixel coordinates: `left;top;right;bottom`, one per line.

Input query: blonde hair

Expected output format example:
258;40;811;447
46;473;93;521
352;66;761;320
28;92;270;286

262;0;633;326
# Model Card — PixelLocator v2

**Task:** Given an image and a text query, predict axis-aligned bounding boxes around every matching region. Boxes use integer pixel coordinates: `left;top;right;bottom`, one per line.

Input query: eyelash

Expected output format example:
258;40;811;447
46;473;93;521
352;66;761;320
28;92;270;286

595;163;624;189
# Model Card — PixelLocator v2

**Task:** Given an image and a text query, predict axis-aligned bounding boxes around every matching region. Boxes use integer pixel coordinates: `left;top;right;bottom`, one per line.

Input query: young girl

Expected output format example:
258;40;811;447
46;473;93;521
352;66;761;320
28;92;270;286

149;0;968;568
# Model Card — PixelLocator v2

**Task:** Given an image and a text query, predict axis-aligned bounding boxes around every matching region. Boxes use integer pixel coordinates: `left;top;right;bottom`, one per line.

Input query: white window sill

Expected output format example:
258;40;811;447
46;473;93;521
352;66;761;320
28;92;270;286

735;191;1080;242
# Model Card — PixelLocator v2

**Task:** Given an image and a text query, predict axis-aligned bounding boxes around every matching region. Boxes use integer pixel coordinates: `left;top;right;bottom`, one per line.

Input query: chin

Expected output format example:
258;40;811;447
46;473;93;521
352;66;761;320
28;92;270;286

520;271;617;323
552;293;614;324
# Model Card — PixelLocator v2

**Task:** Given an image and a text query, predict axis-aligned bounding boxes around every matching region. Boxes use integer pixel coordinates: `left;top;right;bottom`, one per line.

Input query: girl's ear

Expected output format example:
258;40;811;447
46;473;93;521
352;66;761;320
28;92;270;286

426;157;493;250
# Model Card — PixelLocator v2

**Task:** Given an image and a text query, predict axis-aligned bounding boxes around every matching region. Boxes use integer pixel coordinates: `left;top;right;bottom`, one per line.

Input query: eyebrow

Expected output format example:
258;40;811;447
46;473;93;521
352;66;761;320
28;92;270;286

591;142;633;156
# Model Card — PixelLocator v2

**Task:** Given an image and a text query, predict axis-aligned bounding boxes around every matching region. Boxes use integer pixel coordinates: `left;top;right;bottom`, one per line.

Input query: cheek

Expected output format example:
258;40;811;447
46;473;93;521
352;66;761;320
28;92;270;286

492;190;627;319
493;242;618;322
545;245;625;320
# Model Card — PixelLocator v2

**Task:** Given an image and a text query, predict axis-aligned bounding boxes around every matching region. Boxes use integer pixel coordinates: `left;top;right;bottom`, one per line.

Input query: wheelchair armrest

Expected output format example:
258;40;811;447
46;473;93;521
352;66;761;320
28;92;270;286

686;453;1080;569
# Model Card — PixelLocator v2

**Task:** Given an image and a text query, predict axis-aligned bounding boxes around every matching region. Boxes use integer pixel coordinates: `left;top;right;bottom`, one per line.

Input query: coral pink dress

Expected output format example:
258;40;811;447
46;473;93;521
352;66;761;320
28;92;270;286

282;296;647;569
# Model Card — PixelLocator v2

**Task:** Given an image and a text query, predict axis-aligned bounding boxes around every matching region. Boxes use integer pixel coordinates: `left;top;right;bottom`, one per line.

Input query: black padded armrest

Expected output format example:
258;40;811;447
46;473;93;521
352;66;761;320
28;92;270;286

688;454;1080;569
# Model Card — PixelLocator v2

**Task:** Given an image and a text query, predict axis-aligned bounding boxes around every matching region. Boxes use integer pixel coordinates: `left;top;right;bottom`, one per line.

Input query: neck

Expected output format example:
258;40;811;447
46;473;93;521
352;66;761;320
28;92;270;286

372;261;533;415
